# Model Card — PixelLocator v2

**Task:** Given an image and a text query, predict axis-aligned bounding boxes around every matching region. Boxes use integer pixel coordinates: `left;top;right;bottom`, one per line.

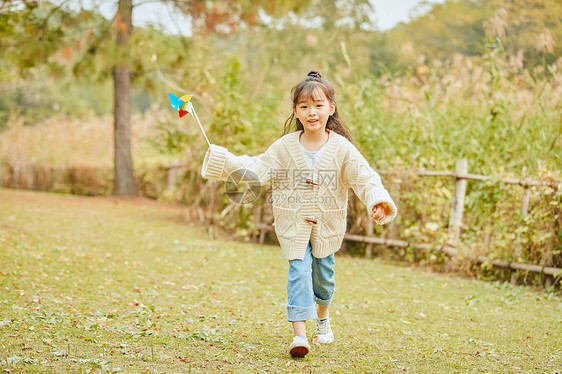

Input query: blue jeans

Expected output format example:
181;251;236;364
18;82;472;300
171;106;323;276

286;241;335;322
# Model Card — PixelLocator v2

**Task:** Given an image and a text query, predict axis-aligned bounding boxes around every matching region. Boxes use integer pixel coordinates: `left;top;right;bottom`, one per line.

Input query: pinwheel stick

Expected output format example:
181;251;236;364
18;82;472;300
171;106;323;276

188;102;211;147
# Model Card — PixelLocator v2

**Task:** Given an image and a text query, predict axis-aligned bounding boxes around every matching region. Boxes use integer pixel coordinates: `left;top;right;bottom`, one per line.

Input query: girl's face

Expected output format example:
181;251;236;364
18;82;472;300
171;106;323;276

294;88;336;134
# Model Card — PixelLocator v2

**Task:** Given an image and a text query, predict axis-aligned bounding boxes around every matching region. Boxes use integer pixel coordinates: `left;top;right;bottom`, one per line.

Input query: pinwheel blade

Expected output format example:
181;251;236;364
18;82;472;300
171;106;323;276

168;93;181;110
179;94;193;103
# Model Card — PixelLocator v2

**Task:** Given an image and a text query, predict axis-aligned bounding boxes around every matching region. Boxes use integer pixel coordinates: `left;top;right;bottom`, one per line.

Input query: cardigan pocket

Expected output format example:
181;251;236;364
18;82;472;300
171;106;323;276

272;205;298;239
319;207;347;239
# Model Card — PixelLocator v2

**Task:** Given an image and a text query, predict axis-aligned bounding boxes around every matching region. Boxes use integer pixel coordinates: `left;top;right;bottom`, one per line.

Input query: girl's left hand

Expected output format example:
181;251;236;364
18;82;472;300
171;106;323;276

371;203;388;223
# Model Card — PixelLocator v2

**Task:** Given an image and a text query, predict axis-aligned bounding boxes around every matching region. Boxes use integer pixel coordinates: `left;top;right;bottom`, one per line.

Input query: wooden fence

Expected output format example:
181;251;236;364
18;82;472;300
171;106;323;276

252;159;561;282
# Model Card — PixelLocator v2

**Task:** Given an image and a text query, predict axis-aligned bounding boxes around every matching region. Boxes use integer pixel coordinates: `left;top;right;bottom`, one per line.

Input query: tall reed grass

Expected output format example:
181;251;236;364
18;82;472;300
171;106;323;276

0;106;179;168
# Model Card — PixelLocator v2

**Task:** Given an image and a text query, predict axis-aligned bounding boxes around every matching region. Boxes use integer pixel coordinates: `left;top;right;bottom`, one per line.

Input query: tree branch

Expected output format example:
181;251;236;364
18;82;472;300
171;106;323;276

38;0;73;32
133;0;167;7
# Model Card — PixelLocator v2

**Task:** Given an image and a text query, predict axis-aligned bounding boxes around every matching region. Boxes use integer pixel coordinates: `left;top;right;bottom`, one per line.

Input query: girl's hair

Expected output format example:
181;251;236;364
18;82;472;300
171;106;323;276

283;70;353;143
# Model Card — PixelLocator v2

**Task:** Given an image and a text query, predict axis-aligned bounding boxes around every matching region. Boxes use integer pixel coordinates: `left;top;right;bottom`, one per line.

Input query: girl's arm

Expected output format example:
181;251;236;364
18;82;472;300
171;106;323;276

342;146;397;225
200;139;282;185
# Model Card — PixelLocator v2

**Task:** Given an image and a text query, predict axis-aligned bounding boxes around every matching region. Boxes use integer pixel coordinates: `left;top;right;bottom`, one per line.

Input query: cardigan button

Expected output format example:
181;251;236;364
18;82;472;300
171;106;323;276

304;218;317;224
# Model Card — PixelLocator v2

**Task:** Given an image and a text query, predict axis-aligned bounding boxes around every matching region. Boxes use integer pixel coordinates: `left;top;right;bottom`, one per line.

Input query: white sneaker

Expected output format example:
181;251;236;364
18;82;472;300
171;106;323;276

314;315;334;344
289;335;310;357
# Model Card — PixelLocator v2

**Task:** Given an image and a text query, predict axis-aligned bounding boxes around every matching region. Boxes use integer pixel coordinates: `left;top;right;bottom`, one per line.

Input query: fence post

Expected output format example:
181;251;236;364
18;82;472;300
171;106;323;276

521;188;530;216
448;159;468;245
166;168;175;192
512;187;532;285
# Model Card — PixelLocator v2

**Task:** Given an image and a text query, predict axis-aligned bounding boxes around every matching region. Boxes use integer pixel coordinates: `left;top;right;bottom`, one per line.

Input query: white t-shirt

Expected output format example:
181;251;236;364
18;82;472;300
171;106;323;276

299;141;328;169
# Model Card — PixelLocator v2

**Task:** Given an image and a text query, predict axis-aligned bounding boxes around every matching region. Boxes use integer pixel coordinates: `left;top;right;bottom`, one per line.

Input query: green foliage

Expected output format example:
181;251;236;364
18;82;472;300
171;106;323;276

0;1;115;125
148;119;196;156
0;76;115;126
209;55;282;152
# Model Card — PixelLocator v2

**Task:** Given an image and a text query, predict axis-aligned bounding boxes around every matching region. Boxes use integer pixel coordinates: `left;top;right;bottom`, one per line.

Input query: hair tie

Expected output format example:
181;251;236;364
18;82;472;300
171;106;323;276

307;70;322;79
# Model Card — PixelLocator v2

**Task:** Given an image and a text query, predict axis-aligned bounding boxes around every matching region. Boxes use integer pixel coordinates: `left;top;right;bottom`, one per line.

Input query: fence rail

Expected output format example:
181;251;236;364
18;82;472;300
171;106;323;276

378;169;560;188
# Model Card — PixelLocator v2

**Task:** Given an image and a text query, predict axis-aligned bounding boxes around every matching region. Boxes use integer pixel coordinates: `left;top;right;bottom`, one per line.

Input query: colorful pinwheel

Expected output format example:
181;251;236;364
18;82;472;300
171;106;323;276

169;93;193;118
168;92;211;146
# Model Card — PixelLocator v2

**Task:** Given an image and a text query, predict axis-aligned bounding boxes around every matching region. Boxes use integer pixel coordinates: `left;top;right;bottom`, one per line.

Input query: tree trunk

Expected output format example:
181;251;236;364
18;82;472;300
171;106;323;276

112;0;138;196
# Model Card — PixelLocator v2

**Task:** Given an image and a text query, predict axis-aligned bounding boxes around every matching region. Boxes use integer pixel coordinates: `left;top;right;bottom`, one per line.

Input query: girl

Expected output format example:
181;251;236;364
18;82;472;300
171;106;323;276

201;71;397;357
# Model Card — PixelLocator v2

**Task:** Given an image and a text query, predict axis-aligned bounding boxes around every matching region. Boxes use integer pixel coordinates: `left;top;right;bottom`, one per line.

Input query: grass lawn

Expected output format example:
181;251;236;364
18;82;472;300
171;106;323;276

0;189;560;373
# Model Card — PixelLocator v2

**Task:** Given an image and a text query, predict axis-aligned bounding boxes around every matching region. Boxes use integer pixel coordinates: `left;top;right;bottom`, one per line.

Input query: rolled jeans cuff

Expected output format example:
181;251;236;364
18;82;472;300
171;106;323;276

287;304;317;322
315;295;332;307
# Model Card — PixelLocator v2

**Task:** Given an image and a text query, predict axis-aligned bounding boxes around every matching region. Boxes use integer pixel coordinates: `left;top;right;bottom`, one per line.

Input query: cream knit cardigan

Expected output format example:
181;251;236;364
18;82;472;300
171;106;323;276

201;130;397;260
